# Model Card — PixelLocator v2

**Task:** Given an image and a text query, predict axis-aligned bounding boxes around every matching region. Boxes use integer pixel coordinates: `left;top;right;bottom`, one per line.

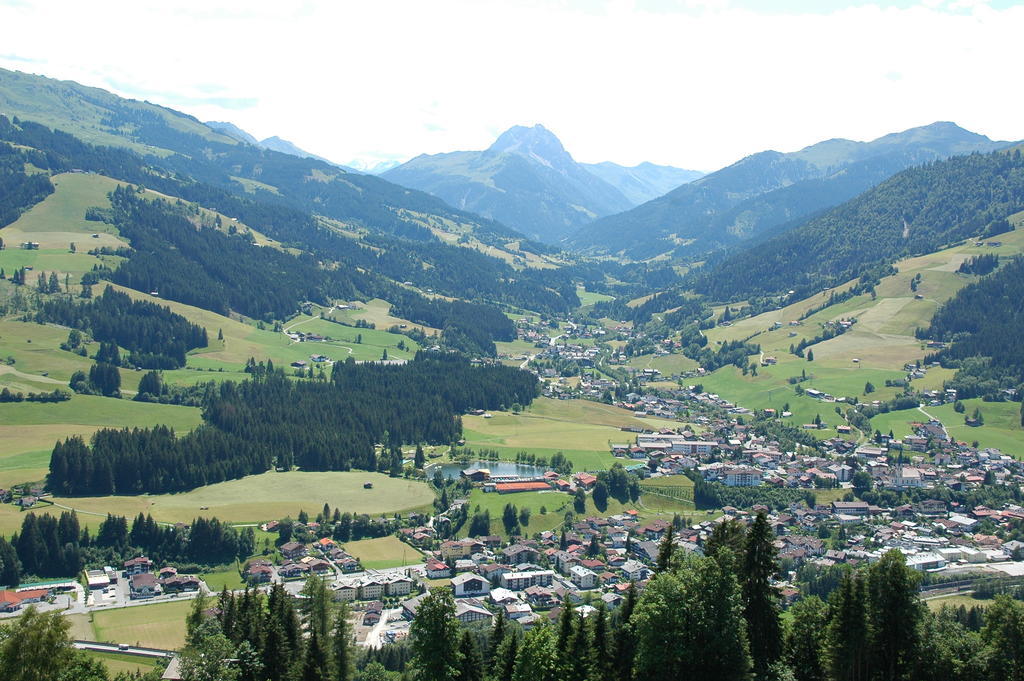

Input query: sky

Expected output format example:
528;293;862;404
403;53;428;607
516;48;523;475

0;0;1022;172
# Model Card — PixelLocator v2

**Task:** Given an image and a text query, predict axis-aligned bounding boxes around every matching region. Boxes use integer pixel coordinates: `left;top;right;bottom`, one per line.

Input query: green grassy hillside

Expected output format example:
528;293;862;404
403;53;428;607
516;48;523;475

698;229;1024;449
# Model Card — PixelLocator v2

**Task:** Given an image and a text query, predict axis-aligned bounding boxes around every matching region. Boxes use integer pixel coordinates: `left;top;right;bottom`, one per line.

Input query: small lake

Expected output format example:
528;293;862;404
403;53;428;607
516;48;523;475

429;460;548;481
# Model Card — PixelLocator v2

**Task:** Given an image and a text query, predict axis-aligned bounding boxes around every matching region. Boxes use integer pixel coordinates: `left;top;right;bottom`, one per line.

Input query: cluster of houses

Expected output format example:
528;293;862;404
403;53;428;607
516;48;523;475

243;537;363;584
122;556;201;599
603;412;1020;499
383;512;682;629
371;486;1024;636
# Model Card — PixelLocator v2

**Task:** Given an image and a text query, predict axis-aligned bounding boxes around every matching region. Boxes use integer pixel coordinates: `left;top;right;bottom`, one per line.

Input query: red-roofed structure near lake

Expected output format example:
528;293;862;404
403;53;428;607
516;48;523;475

495;481;552;494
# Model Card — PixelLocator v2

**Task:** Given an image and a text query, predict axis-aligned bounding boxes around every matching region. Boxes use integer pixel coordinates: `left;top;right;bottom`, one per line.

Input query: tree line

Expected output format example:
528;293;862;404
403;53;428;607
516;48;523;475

0;510;253;587
692;149;1024;302
48;353;537;495
37;285;208;368
922;256;1024;400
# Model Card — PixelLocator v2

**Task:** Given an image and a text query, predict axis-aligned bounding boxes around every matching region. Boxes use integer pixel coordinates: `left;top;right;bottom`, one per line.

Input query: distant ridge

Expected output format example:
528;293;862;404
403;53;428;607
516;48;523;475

384;124;697;243
569;121;1012;259
205;121;358;172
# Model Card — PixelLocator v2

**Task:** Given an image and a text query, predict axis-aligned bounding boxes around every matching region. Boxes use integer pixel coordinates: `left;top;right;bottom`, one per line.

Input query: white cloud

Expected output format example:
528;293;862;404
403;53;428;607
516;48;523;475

0;0;1021;171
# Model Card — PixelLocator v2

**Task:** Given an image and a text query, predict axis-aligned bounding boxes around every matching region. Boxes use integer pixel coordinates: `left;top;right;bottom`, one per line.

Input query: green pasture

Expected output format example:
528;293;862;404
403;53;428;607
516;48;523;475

50;471;435;525
91;599;192;649
461;397;678;471
344;535;424;569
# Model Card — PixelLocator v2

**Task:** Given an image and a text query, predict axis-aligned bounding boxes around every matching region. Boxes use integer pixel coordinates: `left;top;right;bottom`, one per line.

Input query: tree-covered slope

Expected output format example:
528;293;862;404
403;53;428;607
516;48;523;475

570;122;1009;259
691;149;1024;302
923;256;1024;399
0;67;526;246
0;115;579;353
384;124;633;243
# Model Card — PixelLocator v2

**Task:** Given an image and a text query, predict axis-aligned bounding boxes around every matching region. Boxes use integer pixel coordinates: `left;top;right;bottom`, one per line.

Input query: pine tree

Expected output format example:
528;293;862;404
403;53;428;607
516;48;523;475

590;601;611;681
410;588;461;681
612;582;638;681
302;574;332;639
866;550;921;681
0;537;20;587
456;630;483;681
785;595;828;681
303;628;331;681
494;631;519;681
487;611;507;671
825;572;868;681
566;612;590;681
185;593;209;648
330;602;354;681
656;529;675;572
742;512;782;680
415;444;426;469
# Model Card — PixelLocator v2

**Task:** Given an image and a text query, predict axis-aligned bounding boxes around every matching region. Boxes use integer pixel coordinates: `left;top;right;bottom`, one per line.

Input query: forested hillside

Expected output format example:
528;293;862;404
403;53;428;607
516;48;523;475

47;353;538;495
694;149;1024;301
0;67;526;246
0;140;53;228
923;256;1024;399
37;286;208;369
0;114;582;354
571;122;1008;259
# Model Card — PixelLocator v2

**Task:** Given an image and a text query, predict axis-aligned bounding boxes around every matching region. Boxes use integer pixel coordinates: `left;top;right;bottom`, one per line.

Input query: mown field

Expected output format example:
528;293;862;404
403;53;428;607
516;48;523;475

49;471;435;525
344;535;424;569
329;298;441;335
89;600;191;649
461;397;679;472
85;651;161;677
459;484;694;539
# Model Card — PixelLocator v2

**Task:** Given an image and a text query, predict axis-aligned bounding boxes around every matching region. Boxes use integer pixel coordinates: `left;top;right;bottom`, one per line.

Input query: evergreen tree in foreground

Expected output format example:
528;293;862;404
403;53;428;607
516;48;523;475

742;512;783;680
410;588;462;681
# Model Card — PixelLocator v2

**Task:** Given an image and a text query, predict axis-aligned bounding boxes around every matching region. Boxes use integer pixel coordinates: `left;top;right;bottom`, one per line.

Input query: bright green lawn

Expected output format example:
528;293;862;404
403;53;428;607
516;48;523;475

459;486;686;539
576;286;613;307
91;600;191;649
344;535;424;569
86;651;161;676
199;562;246;591
928;399;1024;457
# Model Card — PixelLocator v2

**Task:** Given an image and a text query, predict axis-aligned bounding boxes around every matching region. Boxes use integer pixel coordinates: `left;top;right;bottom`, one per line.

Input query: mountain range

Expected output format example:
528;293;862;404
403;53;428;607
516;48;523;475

569;121;1011;259
0;67;532;249
205;120;360;172
382;124;702;243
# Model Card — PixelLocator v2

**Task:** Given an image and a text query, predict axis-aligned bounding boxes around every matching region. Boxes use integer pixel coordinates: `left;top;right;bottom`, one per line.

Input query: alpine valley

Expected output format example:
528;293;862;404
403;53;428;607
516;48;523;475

2;61;1024;681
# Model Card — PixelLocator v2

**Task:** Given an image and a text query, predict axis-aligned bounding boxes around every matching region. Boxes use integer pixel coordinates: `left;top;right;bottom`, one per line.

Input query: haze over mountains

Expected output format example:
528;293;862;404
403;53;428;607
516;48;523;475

383;124;703;243
569;121;1010;259
0;67;533;251
206;120;360;172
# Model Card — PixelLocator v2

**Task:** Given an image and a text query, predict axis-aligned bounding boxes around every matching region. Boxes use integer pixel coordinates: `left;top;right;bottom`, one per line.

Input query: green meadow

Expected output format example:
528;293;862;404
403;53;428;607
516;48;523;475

461;397;679;471
49;471;436;525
